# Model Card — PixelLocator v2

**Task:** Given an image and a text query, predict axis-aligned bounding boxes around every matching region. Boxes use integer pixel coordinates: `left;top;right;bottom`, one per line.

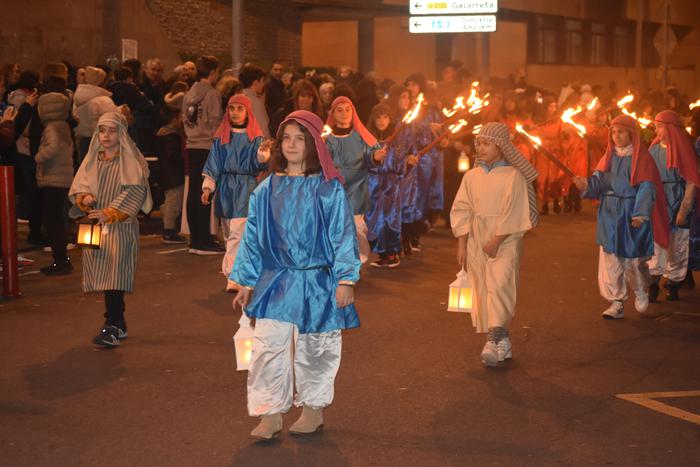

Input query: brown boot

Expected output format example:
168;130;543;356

289;407;323;435
250;414;283;440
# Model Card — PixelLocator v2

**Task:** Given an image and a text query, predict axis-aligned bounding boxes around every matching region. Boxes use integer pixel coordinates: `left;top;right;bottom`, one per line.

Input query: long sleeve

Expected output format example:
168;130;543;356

582;171;605;200
107;185;147;219
450;173;473;237
323;180;361;284
632;181;656;218
363;140;383;169
229;190;263;287
495;172;533;236
238;137;265;174
202;139;222;182
35;126;59;164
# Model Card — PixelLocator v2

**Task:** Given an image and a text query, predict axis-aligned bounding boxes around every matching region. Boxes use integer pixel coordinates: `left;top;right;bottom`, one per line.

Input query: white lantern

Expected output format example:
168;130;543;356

77;218;102;248
457;151;470;173
447;269;473;313
233;314;254;371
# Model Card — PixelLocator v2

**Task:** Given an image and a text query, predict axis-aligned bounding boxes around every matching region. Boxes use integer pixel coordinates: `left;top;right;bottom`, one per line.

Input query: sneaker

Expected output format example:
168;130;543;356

497;337;512;362
480;341;499;367
188;243;225;255
17;255;34;266
602;301;624;319
540;203;549;215
17;218;29;224
553;199;562;214
92;325;121;348
386;255;400;268
41;259;73;276
665;281;680;301
43;243;75;253
162;230;187;244
370;257;386;268
634;291;649;313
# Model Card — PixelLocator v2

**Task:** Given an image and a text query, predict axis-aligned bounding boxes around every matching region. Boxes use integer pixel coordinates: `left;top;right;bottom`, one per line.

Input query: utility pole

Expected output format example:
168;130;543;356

661;0;670;89
232;0;244;77
635;0;644;90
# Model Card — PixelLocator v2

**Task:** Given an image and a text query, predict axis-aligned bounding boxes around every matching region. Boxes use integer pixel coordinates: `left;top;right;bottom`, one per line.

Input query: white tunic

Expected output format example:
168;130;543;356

450;164;532;333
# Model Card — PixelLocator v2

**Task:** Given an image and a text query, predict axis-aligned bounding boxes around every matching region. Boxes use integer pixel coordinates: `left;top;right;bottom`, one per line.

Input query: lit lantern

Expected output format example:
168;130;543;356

457;151;470;173
448;269;473;313
233;314;254;371
77;218;102;248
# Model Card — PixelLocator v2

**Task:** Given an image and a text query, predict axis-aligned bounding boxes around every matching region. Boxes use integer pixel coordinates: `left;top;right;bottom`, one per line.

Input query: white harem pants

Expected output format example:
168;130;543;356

354;214;370;264
647;229;690;282
247;318;342;417
221;217;247;278
598;247;651;302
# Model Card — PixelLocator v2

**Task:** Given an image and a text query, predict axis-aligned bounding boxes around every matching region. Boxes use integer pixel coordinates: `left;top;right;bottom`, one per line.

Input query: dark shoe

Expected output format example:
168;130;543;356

370;255;387;268
684;271;695;289
648;282;660;303
386;255;400;268
402;244;413;257
553;199;562;214
563;198;572;213
665;281;680;301
162;230;187;244
540;203;549;215
92;325;121;348
116;320;128;340
41;259;73;276
27;234;49;246
574;200;582;212
188;242;225;255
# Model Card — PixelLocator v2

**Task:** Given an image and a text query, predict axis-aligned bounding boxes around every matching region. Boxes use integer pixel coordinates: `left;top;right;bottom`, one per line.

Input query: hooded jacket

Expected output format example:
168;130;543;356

73;84;118;138
181;80;222;150
36;93;74;188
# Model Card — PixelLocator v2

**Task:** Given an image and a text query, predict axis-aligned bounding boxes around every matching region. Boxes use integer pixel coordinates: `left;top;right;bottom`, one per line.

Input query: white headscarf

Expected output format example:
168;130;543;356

69;112;153;214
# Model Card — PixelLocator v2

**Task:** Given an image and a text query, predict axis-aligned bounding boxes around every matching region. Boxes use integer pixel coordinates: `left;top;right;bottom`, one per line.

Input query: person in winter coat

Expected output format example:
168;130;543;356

155;105;186;244
73;66;118;159
36;92;75;275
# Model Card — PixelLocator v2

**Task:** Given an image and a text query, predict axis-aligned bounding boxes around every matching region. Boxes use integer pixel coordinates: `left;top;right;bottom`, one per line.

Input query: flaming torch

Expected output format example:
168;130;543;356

382;93;425;145
412;119;470;162
561;107;587;137
321;125;333;139
515;123;575;179
690;99;700;111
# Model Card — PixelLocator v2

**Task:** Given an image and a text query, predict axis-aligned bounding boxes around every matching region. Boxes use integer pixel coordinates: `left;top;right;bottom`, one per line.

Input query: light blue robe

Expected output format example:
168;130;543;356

325;130;382;215
649;144;688;231
230;174;361;334
202;132;265;219
367;137;402;254
582;152;656;258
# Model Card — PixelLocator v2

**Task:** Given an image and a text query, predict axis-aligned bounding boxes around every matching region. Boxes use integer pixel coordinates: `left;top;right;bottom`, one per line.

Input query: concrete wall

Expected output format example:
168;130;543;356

374;16;436;83
302;21;359;70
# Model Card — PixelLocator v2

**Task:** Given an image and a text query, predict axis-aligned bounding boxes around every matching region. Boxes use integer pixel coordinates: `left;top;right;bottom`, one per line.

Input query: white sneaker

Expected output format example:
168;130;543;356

497;337;512;362
634;291;649;313
480;341;499;366
602;301;624;320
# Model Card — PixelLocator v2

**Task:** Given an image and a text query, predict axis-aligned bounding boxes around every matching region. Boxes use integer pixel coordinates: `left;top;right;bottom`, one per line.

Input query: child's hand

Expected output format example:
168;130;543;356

631;216;646;228
406;155;419;167
88;209;109;224
483;235;506;258
676;212;687;226
201;188;211;205
336;284;354;308
373;148;387;164
573;176;587;193
457;241;467;269
257;139;273;163
233;287;252;309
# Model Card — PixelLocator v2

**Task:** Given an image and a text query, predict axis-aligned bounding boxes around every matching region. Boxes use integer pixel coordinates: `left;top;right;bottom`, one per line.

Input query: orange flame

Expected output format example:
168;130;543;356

620;108;651;128
515;122;542;148
448;119;469;134
689;99;700;110
616;93;634;108
586;97;599;111
472;124;482;135
402;93;424;124
321;125;332;138
561;107;587;137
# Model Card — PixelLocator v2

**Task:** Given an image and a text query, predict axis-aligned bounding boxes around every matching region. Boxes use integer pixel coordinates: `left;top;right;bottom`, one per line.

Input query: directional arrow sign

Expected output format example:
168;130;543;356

410;1;498;15
409;15;497;33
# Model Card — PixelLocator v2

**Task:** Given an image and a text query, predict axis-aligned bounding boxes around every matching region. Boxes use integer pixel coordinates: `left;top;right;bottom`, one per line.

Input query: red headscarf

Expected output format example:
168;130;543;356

326;96;377;147
213;94;263;144
279;110;344;184
652;110;700;186
596;115;670;248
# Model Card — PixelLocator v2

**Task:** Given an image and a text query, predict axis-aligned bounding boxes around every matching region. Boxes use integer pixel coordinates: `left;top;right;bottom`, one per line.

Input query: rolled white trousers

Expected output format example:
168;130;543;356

354;214;370;264
648;229;690;282
598;247;650;302
221;217;247;277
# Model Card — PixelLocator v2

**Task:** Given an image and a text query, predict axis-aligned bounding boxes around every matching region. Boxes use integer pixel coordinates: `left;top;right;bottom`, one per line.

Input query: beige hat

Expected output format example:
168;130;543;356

85;66;107;86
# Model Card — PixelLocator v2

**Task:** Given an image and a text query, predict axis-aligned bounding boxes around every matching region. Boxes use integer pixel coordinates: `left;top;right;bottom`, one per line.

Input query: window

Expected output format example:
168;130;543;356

590;23;607;65
565;20;583;64
613;25;632;66
536;16;558;63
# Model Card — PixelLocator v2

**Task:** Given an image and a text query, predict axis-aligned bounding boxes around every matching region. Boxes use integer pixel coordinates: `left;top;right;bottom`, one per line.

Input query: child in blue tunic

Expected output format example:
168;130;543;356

325;96;385;264
646;110;699;301
574;115;669;319
366;103;403;268
202;94;270;291
231;110;360;440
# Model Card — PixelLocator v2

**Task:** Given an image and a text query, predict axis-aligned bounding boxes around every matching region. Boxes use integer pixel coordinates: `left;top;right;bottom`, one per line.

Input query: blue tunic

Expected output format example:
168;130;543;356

399;122;433;224
325;130;382;215
367;138;402;254
202;131;265;219
582;152;656;258
649;144;688;231
690;138;700;270
424;105;445;211
229;174;361;334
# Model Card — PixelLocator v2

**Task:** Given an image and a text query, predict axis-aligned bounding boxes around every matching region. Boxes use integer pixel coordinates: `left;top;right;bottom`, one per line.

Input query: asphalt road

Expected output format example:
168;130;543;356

1;204;699;466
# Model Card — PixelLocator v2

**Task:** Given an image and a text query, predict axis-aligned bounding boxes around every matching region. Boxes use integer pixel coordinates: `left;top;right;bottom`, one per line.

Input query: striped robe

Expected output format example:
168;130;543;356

82;156;147;293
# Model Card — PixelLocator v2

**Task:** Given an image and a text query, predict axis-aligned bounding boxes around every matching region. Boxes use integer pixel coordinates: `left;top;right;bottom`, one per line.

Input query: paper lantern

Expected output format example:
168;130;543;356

447;269;473;313
457;152;470;173
233;314;254;371
77;218;102;248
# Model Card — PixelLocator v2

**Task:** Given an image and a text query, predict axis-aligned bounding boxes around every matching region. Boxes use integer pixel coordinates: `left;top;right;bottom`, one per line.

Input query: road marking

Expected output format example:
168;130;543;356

616;390;700;426
672;311;700;317
155;248;189;255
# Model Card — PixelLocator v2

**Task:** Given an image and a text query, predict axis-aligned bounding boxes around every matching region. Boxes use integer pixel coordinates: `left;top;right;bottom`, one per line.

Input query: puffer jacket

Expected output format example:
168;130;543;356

36;93;74;188
73;84;118;138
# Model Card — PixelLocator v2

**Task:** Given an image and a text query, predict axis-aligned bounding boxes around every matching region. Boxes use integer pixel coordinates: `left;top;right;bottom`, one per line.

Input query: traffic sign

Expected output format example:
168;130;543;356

410;1;498;15
409;15;497;33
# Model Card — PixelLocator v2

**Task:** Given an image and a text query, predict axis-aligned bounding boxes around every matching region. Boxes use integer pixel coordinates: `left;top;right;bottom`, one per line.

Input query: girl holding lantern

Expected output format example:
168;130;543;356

646;110;699;301
573;115;670;319
230;110;361;440
325;96;386;264
201;94;271;292
450;122;536;367
69;112;152;348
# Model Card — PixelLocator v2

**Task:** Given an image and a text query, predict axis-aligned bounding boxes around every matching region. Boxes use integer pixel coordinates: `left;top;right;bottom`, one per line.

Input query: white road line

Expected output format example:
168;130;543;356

155;248;189;255
617;390;700;426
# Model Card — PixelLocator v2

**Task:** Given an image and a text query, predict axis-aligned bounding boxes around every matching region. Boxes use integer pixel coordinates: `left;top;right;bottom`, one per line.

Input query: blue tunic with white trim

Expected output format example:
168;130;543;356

649;144;688;231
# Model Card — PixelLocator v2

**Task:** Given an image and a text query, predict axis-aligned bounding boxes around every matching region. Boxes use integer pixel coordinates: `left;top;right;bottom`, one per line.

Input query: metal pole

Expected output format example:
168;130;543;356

1;166;20;297
635;0;643;88
232;0;244;77
662;0;670;89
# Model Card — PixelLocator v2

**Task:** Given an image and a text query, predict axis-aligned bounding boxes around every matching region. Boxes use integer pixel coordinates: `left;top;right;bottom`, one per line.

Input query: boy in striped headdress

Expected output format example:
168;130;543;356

450;122;537;367
69;112;152;348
